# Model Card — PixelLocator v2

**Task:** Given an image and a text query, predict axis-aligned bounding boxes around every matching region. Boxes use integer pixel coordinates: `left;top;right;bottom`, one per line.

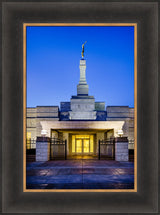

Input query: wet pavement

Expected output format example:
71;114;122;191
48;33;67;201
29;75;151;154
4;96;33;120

26;160;134;189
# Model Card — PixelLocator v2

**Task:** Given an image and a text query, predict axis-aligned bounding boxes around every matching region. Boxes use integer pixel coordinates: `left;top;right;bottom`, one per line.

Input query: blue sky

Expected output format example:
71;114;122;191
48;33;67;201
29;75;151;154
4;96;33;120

27;26;134;108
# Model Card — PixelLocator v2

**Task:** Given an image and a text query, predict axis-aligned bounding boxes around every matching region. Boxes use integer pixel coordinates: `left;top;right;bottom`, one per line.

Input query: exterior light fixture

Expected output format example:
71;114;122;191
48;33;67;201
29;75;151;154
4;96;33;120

41;129;47;137
117;129;123;137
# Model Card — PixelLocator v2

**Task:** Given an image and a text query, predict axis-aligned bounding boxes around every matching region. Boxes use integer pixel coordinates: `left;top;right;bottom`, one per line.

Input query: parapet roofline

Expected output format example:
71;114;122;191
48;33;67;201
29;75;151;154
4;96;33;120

107;106;129;107
107;106;134;108
71;95;95;99
26;106;59;108
27;107;36;108
36;106;59;107
95;102;105;103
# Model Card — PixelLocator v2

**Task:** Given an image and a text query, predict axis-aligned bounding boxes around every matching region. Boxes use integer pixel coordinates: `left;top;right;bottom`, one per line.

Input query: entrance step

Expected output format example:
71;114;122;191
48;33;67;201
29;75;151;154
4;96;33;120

68;155;98;160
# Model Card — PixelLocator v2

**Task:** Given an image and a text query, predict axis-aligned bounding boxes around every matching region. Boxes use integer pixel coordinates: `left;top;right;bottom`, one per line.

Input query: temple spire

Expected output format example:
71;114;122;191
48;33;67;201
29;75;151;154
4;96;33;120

77;43;88;95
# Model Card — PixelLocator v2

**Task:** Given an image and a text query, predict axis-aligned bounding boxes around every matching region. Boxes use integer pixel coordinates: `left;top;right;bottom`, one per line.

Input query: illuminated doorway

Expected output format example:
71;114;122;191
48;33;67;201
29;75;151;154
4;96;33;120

72;135;94;154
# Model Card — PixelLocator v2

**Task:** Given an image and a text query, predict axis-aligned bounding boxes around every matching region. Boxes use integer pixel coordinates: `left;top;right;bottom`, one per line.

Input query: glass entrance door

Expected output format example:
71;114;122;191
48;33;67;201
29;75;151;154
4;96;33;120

72;134;94;155
72;135;94;154
76;139;82;153
83;139;89;153
75;139;89;154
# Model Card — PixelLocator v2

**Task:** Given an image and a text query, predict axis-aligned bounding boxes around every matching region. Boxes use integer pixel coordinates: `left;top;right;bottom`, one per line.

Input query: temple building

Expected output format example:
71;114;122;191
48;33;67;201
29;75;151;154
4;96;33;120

26;47;134;157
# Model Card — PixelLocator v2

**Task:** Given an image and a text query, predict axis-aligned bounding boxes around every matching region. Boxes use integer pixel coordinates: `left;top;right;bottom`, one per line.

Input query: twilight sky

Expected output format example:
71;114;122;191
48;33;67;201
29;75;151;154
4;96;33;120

27;26;134;108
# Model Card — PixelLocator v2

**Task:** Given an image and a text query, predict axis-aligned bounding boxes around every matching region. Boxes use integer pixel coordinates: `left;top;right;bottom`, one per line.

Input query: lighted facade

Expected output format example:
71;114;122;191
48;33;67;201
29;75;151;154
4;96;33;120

27;57;134;156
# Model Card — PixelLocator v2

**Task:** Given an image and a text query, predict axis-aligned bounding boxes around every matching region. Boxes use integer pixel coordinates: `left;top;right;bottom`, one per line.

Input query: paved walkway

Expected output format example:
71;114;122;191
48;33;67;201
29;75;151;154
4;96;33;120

26;160;134;189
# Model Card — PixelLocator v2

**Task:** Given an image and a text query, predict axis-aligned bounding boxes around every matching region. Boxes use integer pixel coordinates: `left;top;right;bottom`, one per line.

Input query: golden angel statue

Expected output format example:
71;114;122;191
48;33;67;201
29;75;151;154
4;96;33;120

81;41;87;58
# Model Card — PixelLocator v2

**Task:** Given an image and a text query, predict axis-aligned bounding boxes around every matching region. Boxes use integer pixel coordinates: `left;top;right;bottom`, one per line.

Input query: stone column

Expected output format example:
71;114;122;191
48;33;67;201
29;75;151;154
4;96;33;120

77;59;89;95
36;137;50;161
115;137;129;161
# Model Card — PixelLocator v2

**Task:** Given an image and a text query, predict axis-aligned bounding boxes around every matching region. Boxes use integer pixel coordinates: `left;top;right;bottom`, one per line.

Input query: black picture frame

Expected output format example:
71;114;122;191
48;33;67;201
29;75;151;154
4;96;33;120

1;1;159;214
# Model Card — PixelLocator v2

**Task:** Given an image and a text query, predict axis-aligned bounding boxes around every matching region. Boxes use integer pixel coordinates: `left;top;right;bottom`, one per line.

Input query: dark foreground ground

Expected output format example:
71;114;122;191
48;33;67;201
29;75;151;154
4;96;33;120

26;160;134;189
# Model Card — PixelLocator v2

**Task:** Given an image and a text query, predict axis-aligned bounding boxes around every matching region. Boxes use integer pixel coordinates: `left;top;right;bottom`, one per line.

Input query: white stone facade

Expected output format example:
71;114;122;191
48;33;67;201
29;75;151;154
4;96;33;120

106;106;134;149
26;57;134;158
115;141;129;161
69;98;96;120
36;141;50;161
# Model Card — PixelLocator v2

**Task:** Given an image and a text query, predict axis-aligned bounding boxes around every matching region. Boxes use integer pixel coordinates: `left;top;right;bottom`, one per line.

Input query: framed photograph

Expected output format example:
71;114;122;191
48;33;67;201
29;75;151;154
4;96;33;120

2;1;158;214
24;23;137;192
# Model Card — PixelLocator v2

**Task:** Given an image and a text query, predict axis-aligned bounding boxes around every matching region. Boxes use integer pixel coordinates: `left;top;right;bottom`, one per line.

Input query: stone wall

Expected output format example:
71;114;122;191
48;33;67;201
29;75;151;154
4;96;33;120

36;106;59;117
27;107;37;117
27;106;59;139
106;106;134;145
27;105;134;152
115;137;128;161
36;117;59;137
106;106;130;118
70;96;96;120
27;108;37;139
36;137;50;161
